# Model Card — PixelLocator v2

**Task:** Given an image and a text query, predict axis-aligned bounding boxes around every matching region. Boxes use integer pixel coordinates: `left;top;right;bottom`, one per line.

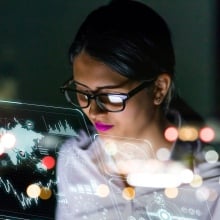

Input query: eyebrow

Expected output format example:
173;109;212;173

73;79;131;91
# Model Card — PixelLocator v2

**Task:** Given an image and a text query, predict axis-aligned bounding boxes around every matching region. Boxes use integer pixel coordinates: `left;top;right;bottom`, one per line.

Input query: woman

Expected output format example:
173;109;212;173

56;1;220;219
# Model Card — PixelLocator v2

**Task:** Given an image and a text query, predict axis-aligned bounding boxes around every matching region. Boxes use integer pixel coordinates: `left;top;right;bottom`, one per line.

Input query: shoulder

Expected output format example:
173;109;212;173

56;129;97;180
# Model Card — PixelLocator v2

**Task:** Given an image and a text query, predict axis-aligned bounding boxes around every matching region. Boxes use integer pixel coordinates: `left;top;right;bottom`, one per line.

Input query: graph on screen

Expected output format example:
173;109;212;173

0;100;91;219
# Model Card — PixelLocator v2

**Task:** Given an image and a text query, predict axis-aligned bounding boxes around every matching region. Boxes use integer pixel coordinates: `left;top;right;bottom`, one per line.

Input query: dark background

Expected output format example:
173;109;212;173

0;0;219;120
0;1;219;218
216;0;220;118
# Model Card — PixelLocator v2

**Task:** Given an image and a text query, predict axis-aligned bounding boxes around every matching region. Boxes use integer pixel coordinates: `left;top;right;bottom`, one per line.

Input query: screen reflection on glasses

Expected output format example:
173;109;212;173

60;79;154;112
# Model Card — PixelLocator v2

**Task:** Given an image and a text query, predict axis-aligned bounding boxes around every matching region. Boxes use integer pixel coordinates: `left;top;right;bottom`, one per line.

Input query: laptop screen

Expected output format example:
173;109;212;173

0;100;91;219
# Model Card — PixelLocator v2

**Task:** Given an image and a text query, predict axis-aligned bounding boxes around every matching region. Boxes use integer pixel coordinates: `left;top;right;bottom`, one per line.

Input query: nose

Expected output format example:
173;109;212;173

88;99;105;120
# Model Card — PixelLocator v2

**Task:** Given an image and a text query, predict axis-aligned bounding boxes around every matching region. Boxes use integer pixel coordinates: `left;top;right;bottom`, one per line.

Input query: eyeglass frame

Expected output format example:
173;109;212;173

60;78;155;112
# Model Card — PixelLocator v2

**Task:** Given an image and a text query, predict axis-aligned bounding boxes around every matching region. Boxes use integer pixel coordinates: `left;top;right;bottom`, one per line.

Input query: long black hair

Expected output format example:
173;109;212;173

68;0;204;124
69;0;175;81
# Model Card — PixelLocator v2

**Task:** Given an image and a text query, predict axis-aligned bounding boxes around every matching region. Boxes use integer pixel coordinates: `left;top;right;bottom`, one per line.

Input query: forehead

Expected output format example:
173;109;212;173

73;51;131;88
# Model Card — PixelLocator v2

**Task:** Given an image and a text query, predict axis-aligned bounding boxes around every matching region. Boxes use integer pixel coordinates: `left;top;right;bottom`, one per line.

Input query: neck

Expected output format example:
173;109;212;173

139;112;174;155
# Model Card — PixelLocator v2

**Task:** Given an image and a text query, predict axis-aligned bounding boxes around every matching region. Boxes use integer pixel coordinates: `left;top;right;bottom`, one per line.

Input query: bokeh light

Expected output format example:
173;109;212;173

199;127;215;142
1;133;16;149
156;148;170;161
196;187;210;201
190;174;203;188
122;187;135;200
207;189;218;202
179;168;194;184
39;187;52;200
164;187;179;199
164;127;178;142
103;140;118;156
42;156;56;170
96;184;110;198
26;184;41;198
178;126;198;141
127;172;181;188
204;150;219;163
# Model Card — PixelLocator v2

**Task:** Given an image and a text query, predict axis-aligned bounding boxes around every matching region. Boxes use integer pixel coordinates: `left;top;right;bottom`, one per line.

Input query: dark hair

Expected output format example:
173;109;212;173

68;0;204;124
69;0;175;81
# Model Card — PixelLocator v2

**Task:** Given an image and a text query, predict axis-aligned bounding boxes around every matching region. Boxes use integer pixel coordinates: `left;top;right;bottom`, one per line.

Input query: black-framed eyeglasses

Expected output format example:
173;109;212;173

60;78;154;112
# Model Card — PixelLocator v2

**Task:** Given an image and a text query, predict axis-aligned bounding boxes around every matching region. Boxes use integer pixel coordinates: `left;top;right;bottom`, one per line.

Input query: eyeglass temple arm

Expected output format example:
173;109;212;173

128;80;154;98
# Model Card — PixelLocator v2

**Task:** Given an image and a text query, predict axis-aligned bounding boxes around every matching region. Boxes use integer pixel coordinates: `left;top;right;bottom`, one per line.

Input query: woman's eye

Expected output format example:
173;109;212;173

77;93;88;100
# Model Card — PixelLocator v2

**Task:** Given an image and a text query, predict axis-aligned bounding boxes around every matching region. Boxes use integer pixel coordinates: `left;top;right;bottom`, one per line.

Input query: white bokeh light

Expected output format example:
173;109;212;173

179;169;194;184
156;148;171;161
205;150;219;163
1;133;16;149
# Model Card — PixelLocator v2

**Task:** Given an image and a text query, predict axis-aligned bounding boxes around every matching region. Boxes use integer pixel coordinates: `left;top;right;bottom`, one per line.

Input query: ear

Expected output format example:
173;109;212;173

153;73;171;105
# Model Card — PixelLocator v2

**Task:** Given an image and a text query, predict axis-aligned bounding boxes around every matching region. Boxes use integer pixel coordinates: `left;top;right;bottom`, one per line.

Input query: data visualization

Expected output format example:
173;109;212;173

0;100;90;219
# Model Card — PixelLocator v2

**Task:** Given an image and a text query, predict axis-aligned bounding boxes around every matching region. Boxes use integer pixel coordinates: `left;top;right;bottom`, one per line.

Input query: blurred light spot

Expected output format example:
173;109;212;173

116;159;151;175
205;150;219;163
164;127;178;142
199;127;215;142
164;187;179;199
156;148;170;161
122;187;135;200
42;156;55;170
127;172;181;188
115;160;130;175
96;184;110;198
26;184;41;198
104;140;117;155
190;174;203;188
1;133;16;149
179;169;194;184
205;119;220;143
207;189;218;201
40;187;52;200
196;187;210;201
178;126;198;141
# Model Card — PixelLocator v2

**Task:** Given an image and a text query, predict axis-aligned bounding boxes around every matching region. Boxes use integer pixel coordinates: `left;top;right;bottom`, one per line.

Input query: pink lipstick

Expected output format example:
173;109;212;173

95;122;114;132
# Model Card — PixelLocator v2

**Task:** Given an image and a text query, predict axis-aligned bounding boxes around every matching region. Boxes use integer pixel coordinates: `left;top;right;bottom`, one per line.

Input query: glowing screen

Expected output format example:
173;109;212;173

0;100;90;219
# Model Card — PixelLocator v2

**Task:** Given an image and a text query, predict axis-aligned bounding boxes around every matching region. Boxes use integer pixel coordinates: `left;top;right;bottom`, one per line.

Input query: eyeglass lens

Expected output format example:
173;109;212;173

76;91;126;111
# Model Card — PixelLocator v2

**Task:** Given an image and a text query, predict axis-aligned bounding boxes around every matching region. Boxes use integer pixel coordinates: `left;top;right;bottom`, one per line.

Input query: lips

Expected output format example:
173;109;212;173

95;122;114;132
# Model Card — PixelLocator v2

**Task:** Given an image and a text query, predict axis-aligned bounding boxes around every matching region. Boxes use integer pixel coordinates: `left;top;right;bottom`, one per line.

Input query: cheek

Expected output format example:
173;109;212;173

119;94;156;128
126;92;154;115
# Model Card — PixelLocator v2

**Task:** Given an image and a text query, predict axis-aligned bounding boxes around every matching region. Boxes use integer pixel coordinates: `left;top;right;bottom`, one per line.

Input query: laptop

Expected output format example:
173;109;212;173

0;100;91;220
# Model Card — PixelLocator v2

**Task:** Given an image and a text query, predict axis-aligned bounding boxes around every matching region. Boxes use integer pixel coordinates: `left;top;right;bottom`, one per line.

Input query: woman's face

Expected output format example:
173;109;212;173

73;51;160;140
